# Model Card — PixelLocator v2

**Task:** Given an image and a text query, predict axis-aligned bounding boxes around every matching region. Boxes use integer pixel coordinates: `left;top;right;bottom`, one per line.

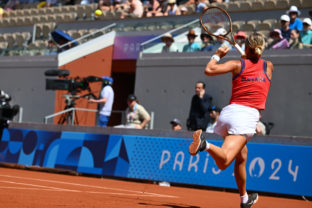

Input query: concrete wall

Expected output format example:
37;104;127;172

0;56;58;123
135;49;312;137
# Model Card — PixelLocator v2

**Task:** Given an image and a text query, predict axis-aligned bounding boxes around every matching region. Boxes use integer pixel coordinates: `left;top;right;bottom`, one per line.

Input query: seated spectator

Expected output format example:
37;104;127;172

180;6;188;15
233;31;246;51
161;33;178;52
170;118;182;131
289;29;302;49
205;105;220;133
115;94;151;129
121;0;143;18
4;0;19;10
145;0;164;17
267;29;289;49
287;6;303;31
97;0;111;12
182;29;201;52
195;0;208;13
164;0;180;16
300;18;312;48
212;28;232;50
200;33;213;51
280;14;291;40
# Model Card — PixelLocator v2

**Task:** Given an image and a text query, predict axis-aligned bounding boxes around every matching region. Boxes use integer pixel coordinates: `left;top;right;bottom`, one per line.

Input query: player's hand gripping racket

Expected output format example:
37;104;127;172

200;6;245;56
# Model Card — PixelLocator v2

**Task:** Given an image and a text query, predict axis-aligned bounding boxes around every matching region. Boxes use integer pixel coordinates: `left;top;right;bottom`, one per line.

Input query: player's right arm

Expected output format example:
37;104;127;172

204;46;241;77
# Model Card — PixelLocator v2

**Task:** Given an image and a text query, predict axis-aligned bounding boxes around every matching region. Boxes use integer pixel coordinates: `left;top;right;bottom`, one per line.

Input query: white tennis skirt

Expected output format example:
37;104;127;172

214;104;260;139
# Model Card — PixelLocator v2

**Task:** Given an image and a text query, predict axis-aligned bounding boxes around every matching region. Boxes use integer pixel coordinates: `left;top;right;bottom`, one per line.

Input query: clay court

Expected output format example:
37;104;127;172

0;167;310;208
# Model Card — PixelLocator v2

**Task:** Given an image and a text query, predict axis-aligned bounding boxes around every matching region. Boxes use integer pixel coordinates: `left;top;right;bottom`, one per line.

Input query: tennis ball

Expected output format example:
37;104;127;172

95;9;102;17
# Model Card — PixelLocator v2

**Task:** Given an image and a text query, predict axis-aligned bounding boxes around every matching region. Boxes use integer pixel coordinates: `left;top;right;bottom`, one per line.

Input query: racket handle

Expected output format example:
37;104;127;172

234;43;245;56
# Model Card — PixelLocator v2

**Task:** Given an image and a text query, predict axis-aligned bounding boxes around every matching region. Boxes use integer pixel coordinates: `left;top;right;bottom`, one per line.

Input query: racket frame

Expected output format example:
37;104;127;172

200;6;245;56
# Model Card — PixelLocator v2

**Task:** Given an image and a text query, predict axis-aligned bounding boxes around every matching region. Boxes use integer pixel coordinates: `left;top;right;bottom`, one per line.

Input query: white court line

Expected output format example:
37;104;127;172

0;174;178;198
0;180;80;192
0;186;75;192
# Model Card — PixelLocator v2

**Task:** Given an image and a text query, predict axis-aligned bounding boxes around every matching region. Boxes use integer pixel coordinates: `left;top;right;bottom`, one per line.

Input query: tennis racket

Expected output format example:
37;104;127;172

200;6;245;56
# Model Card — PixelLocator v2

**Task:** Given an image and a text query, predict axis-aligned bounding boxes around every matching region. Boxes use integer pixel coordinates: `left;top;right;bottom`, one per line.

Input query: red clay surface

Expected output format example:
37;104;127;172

0;167;310;208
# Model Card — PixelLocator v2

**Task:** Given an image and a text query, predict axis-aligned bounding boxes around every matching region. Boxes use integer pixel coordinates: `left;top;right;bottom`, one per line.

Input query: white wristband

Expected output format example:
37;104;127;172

211;55;220;62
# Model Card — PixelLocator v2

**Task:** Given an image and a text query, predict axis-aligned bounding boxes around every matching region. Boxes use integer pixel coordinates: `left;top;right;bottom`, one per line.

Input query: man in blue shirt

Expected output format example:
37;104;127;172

183;29;201;52
287;5;303;31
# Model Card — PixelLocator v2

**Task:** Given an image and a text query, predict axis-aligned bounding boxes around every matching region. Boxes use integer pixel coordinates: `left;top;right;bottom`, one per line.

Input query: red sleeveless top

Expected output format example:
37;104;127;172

229;58;271;110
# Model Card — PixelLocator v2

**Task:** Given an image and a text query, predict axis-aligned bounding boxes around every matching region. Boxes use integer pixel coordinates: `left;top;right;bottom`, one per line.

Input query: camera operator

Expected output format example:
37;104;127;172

0;90;19;141
88;76;114;127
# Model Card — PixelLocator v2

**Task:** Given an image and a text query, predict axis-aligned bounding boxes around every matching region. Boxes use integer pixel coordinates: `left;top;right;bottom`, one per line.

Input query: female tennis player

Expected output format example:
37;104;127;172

189;32;273;208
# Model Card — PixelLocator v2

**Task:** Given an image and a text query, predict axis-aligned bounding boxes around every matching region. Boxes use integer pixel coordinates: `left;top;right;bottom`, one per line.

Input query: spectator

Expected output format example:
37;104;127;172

170;118;182;131
145;0;164;17
161;33;178;52
195;0;208;13
115;94;151;129
45;40;58;55
287;5;303;31
121;0;143;18
289;29;302;49
89;77;114;127
0;7;4;19
233;31;247;51
164;0;180;16
4;0;19;10
205;105;221;133
180;6;188;15
300;18;312;48
267;29;289;49
280;14;291;40
182;29;201;52
187;81;212;131
97;0;111;12
200;33;214;51
213;28;232;50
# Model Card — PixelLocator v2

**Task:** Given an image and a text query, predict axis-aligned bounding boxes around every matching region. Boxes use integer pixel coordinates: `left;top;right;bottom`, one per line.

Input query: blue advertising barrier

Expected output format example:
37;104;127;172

0;127;311;197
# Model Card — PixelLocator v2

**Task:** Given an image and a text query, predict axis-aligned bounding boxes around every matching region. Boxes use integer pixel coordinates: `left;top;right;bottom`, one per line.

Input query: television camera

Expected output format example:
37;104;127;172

0;90;19;140
45;69;103;125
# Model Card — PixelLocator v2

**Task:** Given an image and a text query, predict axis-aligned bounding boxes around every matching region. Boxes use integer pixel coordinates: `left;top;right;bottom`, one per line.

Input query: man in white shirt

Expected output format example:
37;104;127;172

89;76;114;127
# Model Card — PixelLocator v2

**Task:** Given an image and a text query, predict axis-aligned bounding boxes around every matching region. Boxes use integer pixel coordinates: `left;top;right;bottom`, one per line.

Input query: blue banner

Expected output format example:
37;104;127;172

0;128;311;196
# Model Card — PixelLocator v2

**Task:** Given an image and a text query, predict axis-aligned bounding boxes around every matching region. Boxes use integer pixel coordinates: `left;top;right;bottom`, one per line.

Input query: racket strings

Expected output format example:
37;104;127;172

201;8;231;36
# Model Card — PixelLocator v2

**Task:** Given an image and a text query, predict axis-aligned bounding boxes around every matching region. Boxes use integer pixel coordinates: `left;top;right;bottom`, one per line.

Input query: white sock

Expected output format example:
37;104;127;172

205;141;210;150
241;192;248;203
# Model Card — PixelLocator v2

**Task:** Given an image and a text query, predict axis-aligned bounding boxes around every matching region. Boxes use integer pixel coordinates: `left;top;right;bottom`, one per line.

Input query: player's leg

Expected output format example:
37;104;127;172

189;130;247;170
234;145;248;196
208;134;247;170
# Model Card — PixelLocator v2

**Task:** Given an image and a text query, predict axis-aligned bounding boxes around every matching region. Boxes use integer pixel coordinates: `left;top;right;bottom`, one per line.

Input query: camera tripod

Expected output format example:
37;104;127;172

58;94;80;125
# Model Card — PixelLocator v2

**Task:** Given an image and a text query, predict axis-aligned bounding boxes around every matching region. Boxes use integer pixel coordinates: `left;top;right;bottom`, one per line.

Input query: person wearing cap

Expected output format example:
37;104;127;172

189;32;274;207
89;76;114;127
280;14;291;40
300;18;312;48
233;31;247;52
200;33;214;52
182;29;201;52
164;0;180;16
170;118;182;131
161;33;178;52
287;5;303;31
123;94;151;129
180;6;188;15
195;0;208;14
213;28;232;50
205;105;221;133
267;29;289;49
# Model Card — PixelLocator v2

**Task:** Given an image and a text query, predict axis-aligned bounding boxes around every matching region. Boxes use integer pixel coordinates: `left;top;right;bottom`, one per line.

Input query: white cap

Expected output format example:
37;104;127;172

280;14;290;22
303;18;312;26
213;28;227;36
287;5;301;16
180;6;187;12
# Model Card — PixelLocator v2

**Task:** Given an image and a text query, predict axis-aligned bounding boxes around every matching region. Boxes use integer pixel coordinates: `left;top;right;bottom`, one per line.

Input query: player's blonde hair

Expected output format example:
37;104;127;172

246;33;265;58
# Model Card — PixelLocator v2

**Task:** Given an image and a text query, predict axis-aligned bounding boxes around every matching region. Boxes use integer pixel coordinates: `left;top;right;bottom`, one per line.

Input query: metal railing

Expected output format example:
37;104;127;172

44;107;154;129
